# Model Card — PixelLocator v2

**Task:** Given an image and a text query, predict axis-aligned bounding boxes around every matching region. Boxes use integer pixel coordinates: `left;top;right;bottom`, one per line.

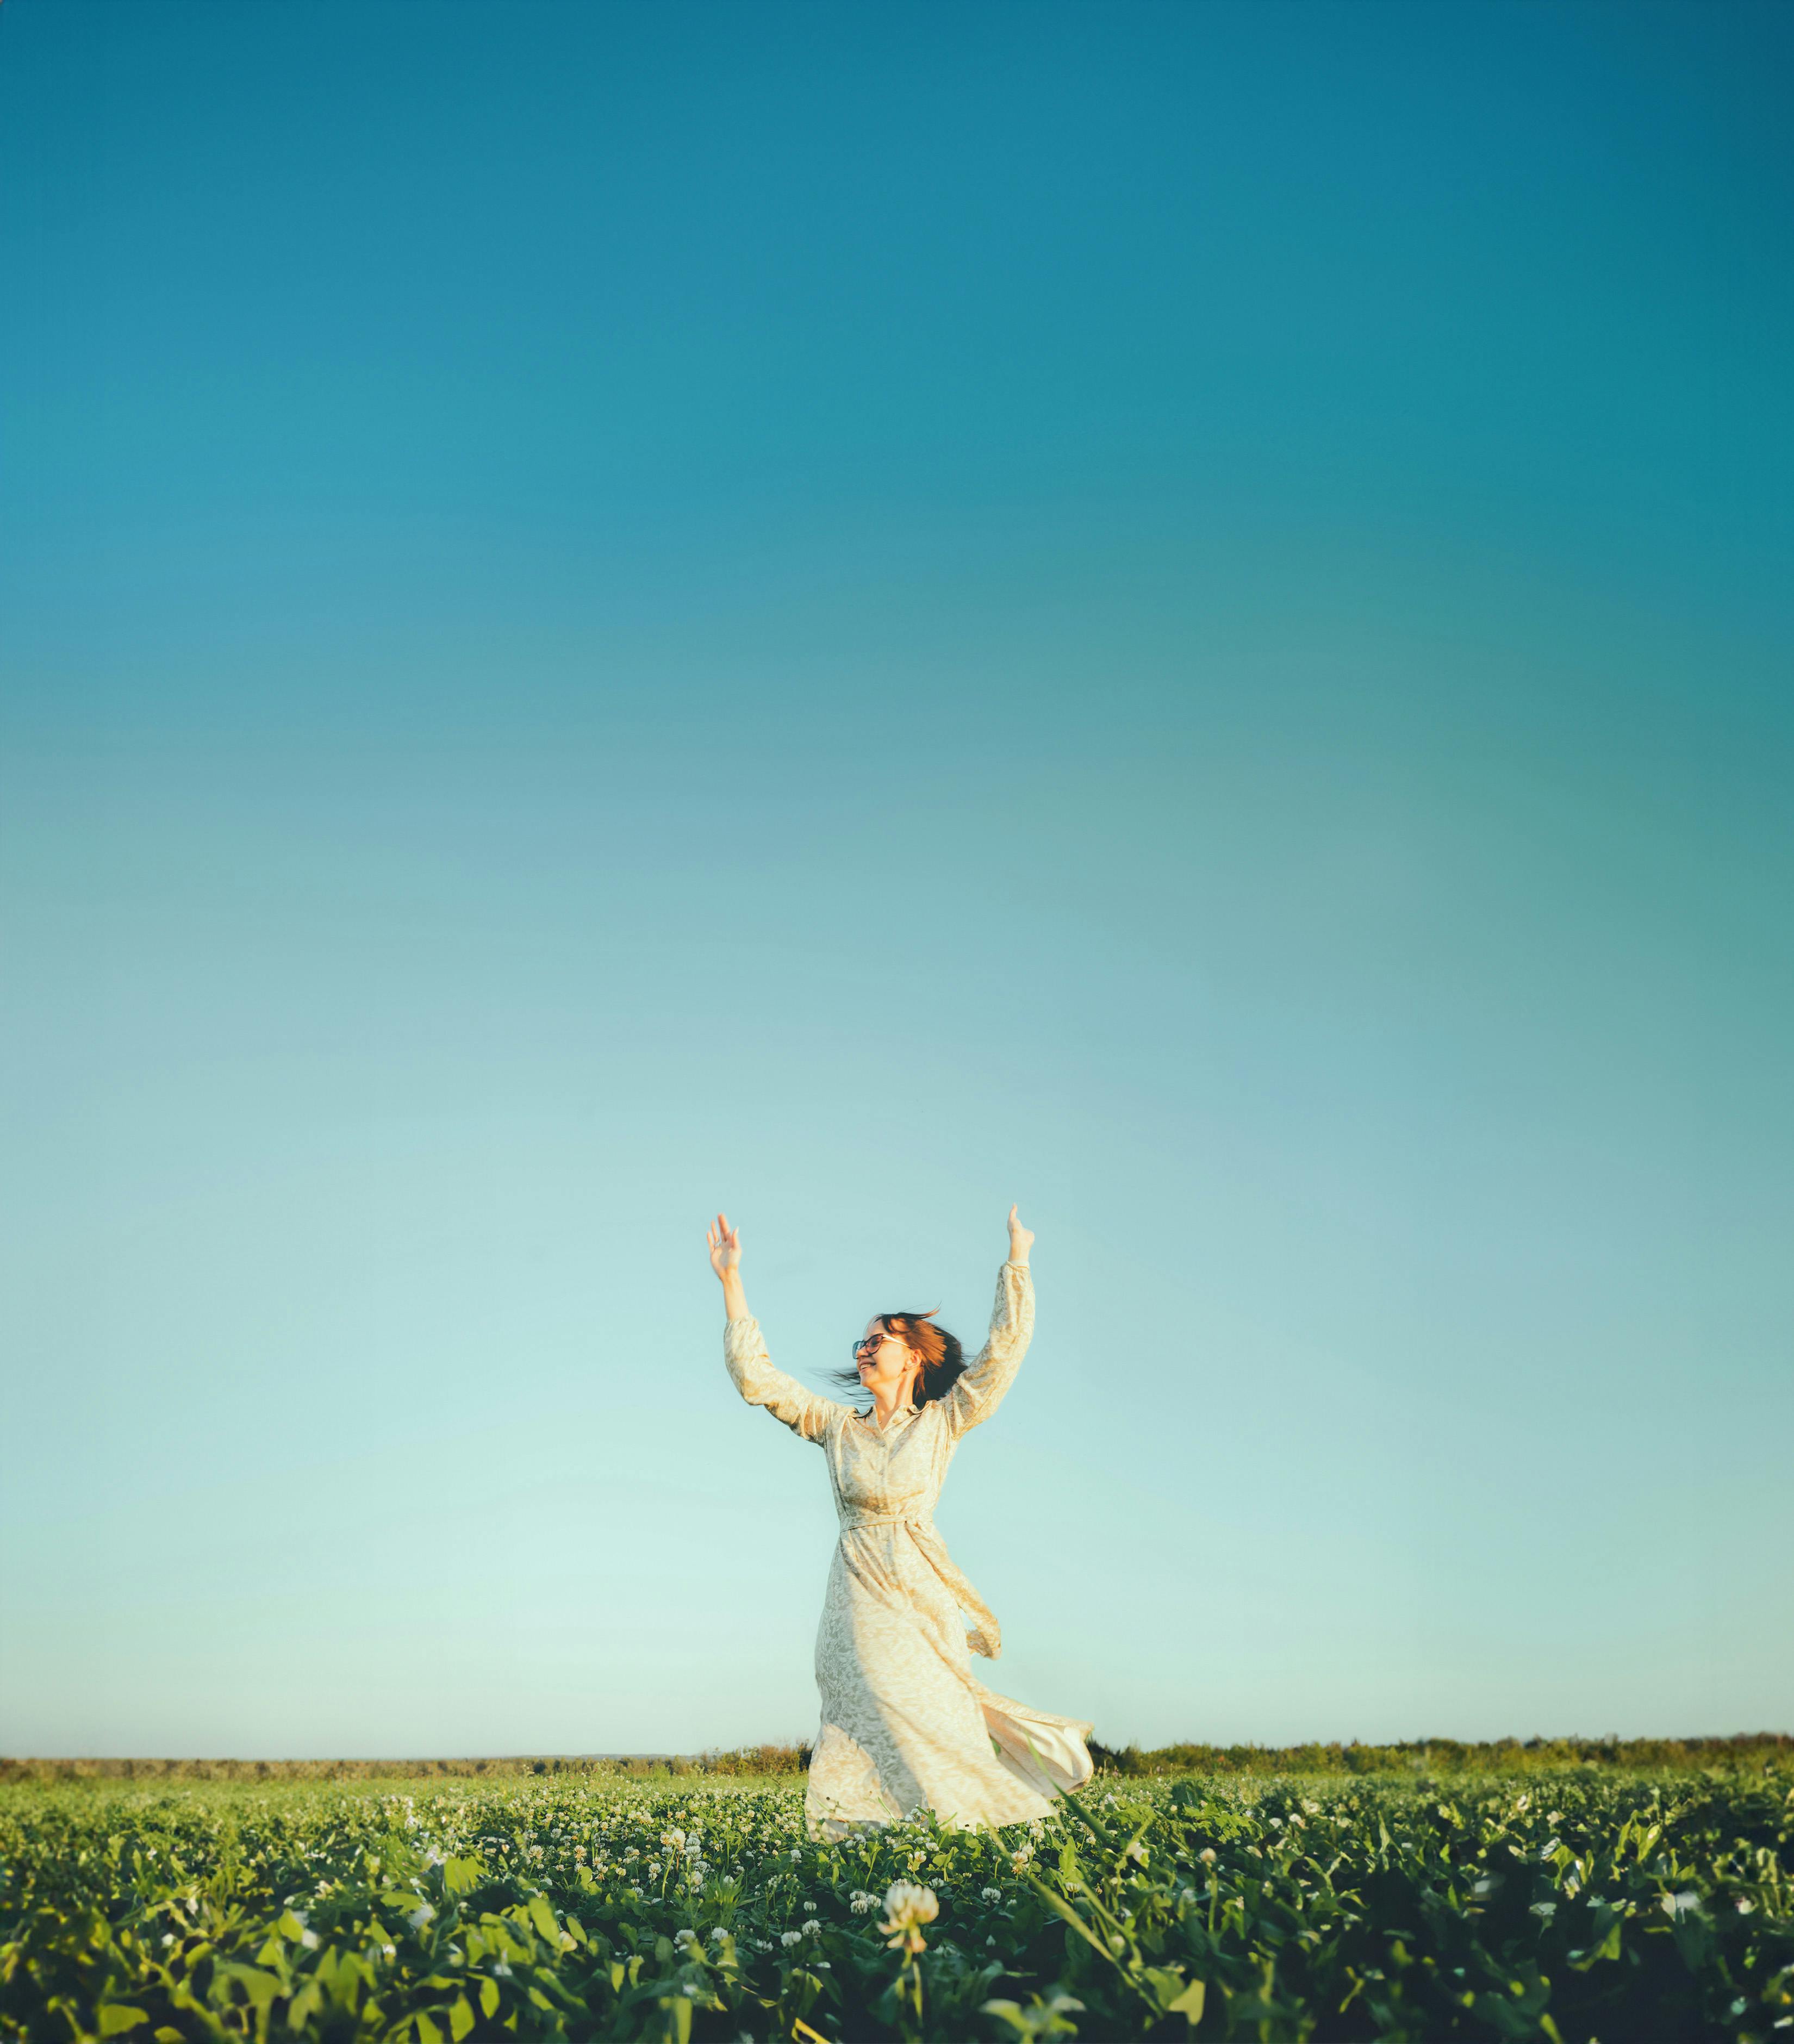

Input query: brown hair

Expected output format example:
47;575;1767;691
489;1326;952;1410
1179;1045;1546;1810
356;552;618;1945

831;1311;966;1408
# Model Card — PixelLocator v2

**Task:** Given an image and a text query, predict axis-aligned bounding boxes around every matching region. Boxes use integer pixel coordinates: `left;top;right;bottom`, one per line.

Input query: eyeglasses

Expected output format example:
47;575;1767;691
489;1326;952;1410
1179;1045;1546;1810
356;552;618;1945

851;1328;893;1362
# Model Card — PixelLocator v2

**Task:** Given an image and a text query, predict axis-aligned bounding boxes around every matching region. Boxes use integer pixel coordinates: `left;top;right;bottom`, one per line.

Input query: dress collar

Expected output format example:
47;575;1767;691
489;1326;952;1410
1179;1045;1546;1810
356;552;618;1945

859;1400;919;1435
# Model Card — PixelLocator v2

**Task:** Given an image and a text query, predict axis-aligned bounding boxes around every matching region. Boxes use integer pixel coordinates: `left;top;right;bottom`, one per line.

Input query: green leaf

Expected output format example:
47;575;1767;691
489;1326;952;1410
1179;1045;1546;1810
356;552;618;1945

211;1964;281;2018
448;1995;474;2041
285;1980;323;2031
526;1893;559;1944
1569;1916;1623;1971
1166;1978;1206;2026
478;1978;499;2018
98;2011;148;2037
416;2016;444;2044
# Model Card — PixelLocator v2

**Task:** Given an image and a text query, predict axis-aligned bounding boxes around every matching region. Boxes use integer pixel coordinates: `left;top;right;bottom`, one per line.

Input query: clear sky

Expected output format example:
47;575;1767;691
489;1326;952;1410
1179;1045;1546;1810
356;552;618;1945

2;0;1790;1760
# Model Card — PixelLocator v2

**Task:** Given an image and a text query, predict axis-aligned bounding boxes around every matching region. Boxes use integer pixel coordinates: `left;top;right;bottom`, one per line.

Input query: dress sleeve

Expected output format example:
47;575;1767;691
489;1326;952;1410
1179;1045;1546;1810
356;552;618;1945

938;1261;1035;1439
723;1317;843;1446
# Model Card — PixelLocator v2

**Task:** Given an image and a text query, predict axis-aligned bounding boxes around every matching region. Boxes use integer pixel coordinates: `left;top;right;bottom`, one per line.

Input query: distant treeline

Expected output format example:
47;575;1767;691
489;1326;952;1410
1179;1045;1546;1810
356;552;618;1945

0;1745;813;1786
5;1733;1787;1788
1087;1733;1793;1776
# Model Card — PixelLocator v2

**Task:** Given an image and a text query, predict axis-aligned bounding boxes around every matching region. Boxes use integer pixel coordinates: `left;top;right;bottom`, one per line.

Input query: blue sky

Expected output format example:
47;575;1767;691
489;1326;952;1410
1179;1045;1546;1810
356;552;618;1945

2;0;1789;1758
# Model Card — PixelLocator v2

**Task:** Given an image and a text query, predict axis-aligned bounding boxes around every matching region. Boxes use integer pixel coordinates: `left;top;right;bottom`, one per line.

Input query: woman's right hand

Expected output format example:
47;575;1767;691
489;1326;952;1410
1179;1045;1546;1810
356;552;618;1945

707;1212;742;1281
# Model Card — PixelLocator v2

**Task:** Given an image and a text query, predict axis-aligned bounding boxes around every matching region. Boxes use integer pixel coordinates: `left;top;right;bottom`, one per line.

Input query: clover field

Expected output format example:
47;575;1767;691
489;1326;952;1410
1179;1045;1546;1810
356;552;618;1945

2;1766;1790;2042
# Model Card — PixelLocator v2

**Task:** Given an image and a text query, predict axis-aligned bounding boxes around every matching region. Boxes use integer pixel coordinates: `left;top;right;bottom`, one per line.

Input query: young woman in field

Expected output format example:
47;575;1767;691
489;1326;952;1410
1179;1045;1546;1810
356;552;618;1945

706;1205;1093;1840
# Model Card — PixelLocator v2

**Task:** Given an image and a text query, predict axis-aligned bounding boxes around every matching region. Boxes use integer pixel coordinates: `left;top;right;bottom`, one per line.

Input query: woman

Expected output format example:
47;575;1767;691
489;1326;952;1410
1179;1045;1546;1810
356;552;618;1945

707;1205;1093;1839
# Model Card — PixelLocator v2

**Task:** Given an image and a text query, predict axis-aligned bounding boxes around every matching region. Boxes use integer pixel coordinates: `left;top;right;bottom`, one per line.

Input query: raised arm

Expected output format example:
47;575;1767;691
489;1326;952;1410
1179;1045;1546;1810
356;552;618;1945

711;1212;751;1325
708;1211;842;1446
939;1206;1037;1439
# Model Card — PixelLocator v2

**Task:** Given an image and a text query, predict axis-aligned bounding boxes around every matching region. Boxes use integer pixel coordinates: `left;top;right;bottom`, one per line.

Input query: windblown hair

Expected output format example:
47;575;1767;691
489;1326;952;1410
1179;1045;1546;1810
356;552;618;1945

832;1310;966;1409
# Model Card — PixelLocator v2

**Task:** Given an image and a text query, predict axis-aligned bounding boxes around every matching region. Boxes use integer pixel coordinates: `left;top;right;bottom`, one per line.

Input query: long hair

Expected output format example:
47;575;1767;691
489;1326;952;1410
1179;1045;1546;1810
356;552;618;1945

831;1310;965;1410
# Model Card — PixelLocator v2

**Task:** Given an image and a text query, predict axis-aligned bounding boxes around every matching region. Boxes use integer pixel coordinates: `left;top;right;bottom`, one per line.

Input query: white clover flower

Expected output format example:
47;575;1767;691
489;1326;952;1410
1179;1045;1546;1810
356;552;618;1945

1736;1898;1756;1915
789;1848;802;1862
981;1886;1002;1903
849;1891;877;1914
1199;1848;1217;1866
1662;1891;1700;1918
780;1929;803;1947
880;1882;939;1955
801;1918;821;1937
709;1926;728;1943
160;1933;175;1947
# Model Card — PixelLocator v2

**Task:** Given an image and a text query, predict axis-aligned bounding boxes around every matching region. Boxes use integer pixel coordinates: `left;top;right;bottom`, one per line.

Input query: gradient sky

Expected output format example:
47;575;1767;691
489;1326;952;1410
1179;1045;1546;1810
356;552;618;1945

2;0;1790;1760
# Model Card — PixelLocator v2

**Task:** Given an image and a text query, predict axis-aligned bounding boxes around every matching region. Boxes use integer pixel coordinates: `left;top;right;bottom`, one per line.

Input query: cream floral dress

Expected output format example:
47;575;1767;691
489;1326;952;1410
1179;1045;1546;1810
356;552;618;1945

724;1260;1094;1840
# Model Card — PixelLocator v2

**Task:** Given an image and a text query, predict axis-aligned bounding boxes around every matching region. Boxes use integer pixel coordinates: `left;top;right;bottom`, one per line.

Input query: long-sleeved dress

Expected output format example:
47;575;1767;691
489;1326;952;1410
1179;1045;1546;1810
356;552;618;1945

724;1259;1094;1839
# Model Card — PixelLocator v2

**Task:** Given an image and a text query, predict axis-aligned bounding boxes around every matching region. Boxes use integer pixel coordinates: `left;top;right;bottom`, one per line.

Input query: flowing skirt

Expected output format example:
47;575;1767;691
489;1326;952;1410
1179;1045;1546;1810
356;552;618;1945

805;1522;1093;1840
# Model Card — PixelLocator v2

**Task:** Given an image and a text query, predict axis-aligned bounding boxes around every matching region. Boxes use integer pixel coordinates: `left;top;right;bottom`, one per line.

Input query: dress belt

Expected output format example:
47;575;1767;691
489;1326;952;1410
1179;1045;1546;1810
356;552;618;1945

838;1510;1002;1660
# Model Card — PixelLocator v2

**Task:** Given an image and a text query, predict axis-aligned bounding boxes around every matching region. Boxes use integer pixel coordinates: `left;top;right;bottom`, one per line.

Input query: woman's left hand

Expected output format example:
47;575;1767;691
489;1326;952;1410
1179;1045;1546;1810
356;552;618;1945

1007;1204;1033;1264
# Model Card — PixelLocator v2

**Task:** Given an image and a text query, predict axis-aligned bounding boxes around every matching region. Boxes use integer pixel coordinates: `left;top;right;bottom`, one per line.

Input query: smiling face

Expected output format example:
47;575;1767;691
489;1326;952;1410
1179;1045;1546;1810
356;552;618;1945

855;1317;920;1407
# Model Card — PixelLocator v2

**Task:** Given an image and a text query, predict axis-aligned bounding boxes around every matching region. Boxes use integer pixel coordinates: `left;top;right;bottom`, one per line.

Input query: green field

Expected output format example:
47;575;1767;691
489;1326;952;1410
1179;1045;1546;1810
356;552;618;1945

2;1761;1789;2041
